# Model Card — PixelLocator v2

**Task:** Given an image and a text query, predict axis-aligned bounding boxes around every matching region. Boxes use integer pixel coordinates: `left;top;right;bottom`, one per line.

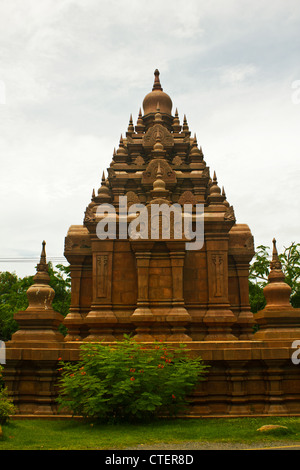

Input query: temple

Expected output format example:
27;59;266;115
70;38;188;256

63;69;255;344
4;70;300;417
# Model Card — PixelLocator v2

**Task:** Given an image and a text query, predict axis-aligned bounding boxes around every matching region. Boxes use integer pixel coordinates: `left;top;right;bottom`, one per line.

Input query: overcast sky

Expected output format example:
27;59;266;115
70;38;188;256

0;0;299;277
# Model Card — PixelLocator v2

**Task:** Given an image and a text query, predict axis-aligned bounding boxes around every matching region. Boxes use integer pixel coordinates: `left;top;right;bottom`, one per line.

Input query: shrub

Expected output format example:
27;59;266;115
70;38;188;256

0;366;16;424
57;337;208;422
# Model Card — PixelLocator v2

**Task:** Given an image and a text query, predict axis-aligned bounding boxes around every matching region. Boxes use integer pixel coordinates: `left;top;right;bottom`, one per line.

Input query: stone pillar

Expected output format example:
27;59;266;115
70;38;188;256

130;241;155;341
229;224;255;339
204;233;237;340
167;242;191;341
263;360;288;415
63;262;84;341
84;240;117;341
63;224;92;341
227;361;250;415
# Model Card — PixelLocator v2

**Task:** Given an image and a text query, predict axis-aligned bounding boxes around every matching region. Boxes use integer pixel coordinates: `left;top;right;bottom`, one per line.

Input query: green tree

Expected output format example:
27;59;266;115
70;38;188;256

249;242;300;312
0;263;70;341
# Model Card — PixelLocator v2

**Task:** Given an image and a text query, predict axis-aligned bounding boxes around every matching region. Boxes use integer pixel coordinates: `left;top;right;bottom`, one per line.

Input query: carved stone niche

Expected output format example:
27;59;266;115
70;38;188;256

143;123;174;150
142;159;176;186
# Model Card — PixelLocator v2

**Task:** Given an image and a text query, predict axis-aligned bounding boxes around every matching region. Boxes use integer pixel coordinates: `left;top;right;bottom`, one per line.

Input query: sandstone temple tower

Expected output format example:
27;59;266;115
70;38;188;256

63;69;255;344
5;70;300;417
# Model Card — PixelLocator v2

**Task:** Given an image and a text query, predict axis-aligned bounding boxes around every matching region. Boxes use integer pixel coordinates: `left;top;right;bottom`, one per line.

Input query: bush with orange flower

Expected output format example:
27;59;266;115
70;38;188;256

57;336;208;422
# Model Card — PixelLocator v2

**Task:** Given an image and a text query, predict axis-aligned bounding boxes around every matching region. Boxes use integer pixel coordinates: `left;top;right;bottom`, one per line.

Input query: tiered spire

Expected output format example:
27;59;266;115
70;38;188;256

152;69;163;91
126;114;135;136
151;162;169;200
262;238;292;307
96;171;112;203
172;108;181;132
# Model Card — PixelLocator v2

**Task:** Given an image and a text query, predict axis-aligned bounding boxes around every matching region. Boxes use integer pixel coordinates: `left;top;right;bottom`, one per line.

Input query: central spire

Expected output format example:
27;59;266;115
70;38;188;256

152;69;163;91
142;69;172;116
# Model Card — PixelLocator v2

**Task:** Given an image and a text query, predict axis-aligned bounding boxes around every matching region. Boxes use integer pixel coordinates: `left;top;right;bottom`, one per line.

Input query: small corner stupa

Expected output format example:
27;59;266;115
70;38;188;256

254;238;300;340
10;241;64;344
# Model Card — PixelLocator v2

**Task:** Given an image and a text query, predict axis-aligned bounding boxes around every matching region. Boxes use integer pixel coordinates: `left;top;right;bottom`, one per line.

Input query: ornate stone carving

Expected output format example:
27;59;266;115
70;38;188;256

96;254;108;298
134;155;145;166
212;254;225;297
142;159;176;185
178;190;197;206
172;155;182;166
125;190;141;207
224;205;236;221
143;123;174;149
84;205;95;223
202;167;210;178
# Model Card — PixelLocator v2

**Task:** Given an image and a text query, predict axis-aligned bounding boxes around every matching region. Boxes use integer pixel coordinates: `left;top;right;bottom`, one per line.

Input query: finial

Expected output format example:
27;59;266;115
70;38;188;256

182;114;190;134
35;240;49;278
135;108;145;133
152;128;166;158
152;162;167;194
209;171;221;196
92;188;95;199
127;114;135;134
115;134;128;160
156;161;163;178
40;240;46;264
172;108;181;132
152;69;163;91
154;103;163;123
97;170;112;201
270;238;282;270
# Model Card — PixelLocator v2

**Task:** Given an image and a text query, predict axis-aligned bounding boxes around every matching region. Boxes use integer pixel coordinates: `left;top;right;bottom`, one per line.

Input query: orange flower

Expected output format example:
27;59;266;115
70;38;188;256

130;377;135;381
172;394;176;399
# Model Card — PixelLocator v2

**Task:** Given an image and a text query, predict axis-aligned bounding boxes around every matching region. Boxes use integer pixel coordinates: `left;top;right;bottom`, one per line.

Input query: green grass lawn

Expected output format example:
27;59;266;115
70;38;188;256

1;417;300;450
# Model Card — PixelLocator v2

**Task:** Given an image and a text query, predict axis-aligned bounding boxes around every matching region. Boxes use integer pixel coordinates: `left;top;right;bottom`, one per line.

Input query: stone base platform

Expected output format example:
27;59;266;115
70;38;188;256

3;338;300;417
